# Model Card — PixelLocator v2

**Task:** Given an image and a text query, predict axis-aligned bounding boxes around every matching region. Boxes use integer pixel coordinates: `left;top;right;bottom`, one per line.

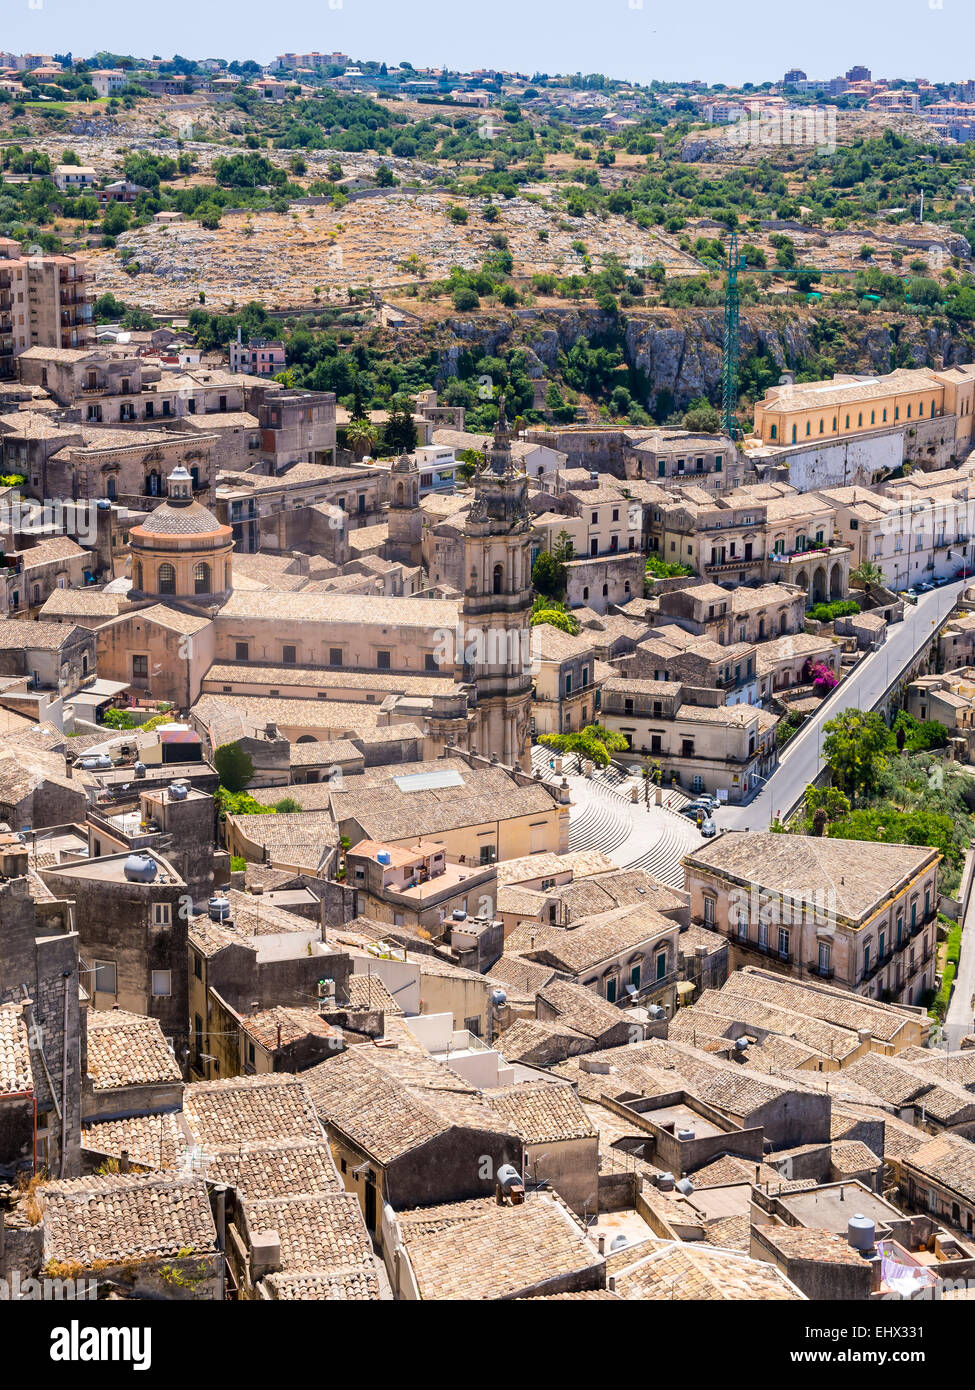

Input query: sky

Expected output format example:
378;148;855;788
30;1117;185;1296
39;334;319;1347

4;0;974;87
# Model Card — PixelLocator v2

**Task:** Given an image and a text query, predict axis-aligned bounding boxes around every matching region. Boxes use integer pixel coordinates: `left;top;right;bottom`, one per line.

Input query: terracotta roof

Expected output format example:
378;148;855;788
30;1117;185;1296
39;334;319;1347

41;1174;217;1264
182;1075;323;1150
613;1242;803;1300
85;1009;181;1090
0;1004;31;1094
395;1192;603;1299
242;1191;376;1278
484;1080;598;1144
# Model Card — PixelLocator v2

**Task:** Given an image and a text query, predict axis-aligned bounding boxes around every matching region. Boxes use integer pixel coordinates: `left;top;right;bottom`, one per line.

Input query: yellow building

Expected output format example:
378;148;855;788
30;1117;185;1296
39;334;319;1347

753;366;975;452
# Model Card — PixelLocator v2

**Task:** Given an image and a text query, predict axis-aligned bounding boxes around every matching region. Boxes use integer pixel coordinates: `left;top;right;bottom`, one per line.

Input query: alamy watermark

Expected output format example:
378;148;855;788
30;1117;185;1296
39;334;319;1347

433;622;542;676
727;106;837;155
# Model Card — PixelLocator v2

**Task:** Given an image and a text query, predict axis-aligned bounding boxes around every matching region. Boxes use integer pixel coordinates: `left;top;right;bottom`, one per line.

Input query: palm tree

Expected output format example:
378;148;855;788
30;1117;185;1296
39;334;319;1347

850;560;885;589
346;417;378;459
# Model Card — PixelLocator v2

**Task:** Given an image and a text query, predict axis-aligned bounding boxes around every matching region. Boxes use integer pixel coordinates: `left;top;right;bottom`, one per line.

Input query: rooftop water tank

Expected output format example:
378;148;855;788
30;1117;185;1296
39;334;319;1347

657;1172;676;1192
676;1127;696;1142
376;850;391;865
134;761;146;778
124;853;157;883
208;896;231;923
735;1036;750;1052
496;1164;521;1192
676;1177;695;1196
491;988;508;1007
168;781;188;800
848;1214;876;1253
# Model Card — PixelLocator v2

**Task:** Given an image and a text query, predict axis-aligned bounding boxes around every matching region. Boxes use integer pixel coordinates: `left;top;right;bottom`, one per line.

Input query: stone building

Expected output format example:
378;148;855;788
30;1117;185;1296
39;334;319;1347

0;868;82;1178
461;400;534;769
40;849;190;1056
128;466;233;605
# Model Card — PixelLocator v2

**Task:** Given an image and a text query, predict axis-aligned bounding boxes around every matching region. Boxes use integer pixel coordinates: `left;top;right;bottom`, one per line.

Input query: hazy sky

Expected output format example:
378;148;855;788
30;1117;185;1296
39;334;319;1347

6;0;974;87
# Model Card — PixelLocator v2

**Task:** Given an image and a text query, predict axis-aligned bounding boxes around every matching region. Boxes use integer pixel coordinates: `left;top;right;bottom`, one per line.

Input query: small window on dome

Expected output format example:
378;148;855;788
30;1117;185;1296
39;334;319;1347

158;563;176;595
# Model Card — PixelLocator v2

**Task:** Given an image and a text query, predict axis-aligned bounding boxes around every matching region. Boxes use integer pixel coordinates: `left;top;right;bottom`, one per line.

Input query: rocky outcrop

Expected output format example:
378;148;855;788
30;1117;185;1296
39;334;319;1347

433;306;973;412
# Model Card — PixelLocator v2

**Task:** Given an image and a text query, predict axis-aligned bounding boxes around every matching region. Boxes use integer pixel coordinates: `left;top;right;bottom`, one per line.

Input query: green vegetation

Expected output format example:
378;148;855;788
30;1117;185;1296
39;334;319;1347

807;599;860;622
213;742;254;794
646;554;694;579
230;855;247;872
538;723;629;768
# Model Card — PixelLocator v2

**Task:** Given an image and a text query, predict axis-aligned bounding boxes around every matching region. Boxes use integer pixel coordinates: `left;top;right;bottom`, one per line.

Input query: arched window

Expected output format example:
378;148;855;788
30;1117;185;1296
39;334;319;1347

493;563;503;595
602;583;609;597
134;562;142;590
158;563;176;595
194;561;211;595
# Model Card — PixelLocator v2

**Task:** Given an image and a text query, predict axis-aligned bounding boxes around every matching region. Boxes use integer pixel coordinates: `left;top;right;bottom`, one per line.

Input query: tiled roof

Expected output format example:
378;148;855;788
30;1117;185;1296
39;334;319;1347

263;1267;380;1300
346;974;404;1014
332;765;557;841
484;1080;598;1144
208;1139;343;1200
241;1191;376;1277
904;1132;975;1204
0;1004;31;1094
41;1174;217;1264
239;1006;340;1053
182;1075;323;1150
830;1139;882;1173
85;1009;181;1090
535;978;629;1039
81;1112;189;1171
396;1193;603;1299
494;849;617;885
716;968;919;1044
613;1242;803;1300
519;903;676;974
302;1043;515;1165
684;833;937;925
758;1225;867;1266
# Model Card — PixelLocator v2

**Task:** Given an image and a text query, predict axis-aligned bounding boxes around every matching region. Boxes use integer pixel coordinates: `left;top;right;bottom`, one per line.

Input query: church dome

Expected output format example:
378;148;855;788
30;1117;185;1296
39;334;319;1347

128;466;233;604
138;497;223;536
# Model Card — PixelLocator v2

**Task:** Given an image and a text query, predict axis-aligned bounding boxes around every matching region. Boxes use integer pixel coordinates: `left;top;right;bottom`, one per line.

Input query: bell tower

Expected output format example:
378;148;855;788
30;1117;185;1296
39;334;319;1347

385;453;422;566
461;398;533;770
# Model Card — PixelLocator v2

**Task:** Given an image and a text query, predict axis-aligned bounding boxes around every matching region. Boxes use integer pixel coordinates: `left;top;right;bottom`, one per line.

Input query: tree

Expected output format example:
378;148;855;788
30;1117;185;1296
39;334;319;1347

385;397;417;454
214;741;254;793
804;785;851;824
346;417;378;458
821;709;889;803
682;397;720;432
850;560;885;588
538;724;628;768
531;607;579;634
531;530;573;600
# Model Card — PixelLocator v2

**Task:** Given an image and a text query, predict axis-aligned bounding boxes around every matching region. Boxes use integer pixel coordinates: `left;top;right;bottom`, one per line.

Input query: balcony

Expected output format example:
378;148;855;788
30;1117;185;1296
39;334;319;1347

704;555;763;574
807;964;835;981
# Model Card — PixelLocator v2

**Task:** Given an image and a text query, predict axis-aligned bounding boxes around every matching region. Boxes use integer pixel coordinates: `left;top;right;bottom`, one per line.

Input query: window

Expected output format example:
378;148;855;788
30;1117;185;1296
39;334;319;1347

758;919;768;950
777;927;790;959
818;942;831;975
655;951;666;981
151;969;172;996
92;959;117;995
152;903;171;926
703;896;715;925
377;650;391;670
863;942;871;976
479;844;496;865
464;1016;482;1038
193;952;202;980
158;563;176;595
235;641;249;662
425;654;438;672
132;654;148;679
193;561;211;595
282;645;297;665
493;563;504;594
606;976;617;1004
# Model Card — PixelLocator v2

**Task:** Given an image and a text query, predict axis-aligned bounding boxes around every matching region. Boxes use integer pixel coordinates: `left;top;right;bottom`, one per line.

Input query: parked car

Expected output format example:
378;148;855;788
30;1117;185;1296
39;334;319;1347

700;818;717;837
933;576;948;588
904;588;918;602
918;581;935;593
685;794;720;812
955;568;971;580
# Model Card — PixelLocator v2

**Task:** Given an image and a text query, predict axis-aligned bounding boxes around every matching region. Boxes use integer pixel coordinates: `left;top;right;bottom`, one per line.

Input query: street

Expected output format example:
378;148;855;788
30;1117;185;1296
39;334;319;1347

721;579;969;833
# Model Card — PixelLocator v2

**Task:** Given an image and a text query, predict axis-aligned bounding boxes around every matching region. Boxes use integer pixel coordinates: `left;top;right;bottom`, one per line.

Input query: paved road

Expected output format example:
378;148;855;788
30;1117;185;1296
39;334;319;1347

945;885;975;1049
721;580;969;833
